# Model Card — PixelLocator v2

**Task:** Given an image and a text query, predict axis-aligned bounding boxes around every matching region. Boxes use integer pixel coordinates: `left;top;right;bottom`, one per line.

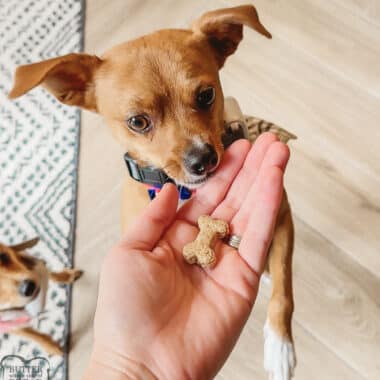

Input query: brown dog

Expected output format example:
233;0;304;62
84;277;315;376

0;238;82;355
9;4;295;379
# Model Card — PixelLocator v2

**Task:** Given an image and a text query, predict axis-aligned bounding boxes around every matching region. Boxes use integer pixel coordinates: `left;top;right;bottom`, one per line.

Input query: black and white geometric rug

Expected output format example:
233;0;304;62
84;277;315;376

0;0;84;378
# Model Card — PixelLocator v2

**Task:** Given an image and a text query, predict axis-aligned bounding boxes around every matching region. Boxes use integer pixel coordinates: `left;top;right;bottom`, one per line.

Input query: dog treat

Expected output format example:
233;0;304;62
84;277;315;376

183;215;229;268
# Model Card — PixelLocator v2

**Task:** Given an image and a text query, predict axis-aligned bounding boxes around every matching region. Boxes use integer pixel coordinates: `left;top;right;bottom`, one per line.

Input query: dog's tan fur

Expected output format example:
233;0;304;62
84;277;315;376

268;193;294;340
0;239;82;355
9;4;295;378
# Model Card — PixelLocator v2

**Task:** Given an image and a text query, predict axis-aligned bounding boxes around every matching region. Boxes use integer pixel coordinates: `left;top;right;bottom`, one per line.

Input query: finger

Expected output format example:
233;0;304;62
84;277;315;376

121;183;179;251
231;142;290;236
211;133;279;223
237;146;290;274
177;139;251;224
239;167;285;274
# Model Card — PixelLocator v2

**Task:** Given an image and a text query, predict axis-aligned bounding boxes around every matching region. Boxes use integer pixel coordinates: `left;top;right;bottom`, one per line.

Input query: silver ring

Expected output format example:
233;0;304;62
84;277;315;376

226;234;242;250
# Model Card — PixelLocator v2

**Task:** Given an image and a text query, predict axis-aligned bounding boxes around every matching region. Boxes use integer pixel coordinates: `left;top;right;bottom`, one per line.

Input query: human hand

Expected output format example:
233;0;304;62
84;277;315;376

83;133;290;380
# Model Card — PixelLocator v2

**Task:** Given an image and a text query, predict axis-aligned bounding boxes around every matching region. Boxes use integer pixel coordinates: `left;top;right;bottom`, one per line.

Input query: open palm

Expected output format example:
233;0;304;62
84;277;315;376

90;134;290;380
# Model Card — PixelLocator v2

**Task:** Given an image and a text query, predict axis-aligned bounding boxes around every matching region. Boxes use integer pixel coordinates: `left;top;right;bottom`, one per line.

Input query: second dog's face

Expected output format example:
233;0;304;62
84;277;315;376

0;240;42;311
9;5;271;185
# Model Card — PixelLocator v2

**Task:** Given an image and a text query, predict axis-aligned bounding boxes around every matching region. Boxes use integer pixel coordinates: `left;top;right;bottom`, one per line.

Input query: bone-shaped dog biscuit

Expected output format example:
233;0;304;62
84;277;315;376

183;215;229;268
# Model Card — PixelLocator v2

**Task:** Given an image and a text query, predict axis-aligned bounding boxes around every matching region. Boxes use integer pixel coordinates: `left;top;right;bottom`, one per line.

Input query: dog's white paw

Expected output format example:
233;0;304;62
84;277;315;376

264;320;296;380
261;272;272;285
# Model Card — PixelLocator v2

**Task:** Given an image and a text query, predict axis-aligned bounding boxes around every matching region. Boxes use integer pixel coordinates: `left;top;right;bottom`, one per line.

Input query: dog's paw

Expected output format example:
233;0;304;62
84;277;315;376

70;269;84;282
260;272;272;285
46;343;64;356
50;269;84;284
264;320;296;380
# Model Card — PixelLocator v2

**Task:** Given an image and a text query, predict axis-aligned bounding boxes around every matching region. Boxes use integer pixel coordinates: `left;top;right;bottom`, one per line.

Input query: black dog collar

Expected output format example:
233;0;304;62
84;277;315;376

124;122;247;199
124;153;170;188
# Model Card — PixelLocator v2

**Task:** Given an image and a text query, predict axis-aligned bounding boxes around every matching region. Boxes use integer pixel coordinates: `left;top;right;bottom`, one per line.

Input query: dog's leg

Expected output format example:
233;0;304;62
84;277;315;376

13;327;63;355
49;269;83;284
264;193;296;380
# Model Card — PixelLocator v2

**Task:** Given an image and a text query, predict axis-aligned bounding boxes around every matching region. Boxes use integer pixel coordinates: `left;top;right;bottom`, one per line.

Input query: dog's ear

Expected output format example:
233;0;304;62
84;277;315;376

10;237;40;251
8;53;102;111
192;5;271;67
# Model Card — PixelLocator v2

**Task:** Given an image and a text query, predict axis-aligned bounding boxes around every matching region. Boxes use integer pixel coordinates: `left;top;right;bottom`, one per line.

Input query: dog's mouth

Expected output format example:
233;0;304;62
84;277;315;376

178;124;242;188
0;285;40;314
182;175;210;188
178;169;217;189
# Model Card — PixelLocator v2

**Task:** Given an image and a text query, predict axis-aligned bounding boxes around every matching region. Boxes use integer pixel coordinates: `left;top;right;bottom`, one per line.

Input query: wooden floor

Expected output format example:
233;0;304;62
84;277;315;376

70;1;380;379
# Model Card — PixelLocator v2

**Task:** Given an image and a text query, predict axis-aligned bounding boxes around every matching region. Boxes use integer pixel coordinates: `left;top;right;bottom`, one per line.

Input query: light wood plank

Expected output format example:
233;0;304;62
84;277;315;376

85;0;208;54
223;0;380;96
333;0;380;26
292;217;380;379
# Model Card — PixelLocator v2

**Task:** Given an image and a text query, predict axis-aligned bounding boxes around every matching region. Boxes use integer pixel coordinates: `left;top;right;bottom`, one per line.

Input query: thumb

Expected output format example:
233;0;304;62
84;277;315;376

121;183;179;250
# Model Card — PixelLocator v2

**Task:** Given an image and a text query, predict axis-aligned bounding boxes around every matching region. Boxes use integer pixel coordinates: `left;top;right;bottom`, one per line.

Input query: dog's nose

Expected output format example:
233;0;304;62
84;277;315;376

19;279;37;297
184;143;218;176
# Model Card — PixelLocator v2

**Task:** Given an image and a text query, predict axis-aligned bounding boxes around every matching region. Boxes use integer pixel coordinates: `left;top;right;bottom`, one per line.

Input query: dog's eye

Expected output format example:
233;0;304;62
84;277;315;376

0;252;10;266
196;87;215;110
126;115;152;134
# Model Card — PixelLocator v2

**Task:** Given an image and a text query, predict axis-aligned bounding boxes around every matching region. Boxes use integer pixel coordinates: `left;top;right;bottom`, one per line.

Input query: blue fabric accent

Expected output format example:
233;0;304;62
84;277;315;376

148;189;156;200
146;185;192;201
179;186;192;200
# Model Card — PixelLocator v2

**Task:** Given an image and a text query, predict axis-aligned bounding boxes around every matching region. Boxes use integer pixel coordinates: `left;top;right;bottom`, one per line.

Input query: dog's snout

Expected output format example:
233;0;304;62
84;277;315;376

19;279;37;298
184;143;218;176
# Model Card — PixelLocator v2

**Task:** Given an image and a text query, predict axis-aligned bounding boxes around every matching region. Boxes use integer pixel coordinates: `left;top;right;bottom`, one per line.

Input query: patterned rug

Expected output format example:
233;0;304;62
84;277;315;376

0;0;84;378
